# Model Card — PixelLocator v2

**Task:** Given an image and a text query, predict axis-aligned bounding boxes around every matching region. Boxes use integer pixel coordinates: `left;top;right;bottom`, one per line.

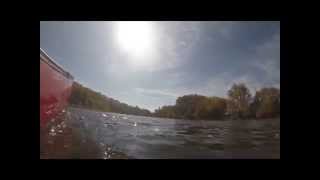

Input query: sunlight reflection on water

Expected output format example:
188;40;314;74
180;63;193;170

40;107;280;159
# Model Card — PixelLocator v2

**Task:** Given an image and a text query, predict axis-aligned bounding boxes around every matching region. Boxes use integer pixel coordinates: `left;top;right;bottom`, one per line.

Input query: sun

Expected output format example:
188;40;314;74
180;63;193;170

115;21;155;63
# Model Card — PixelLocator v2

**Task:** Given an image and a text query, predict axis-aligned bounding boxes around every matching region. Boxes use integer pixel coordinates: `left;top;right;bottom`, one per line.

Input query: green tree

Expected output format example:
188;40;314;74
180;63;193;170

69;82;151;116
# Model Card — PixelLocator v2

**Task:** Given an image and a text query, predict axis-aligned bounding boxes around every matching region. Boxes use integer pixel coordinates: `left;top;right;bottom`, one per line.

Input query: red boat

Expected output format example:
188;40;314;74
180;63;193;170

40;48;74;129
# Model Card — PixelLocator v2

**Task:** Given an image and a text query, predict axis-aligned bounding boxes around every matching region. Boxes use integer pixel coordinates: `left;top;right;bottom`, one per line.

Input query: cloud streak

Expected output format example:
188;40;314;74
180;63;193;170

135;88;179;98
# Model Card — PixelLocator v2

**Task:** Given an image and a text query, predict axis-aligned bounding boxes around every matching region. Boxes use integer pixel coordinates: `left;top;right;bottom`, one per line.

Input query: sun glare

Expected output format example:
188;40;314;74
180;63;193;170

115;21;155;64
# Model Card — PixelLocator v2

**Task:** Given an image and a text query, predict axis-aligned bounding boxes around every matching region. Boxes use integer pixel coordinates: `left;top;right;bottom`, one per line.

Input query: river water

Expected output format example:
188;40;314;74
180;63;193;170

40;107;280;159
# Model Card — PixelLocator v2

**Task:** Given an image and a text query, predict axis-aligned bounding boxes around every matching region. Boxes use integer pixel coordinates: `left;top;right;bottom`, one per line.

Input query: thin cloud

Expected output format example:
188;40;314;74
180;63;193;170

135;88;178;98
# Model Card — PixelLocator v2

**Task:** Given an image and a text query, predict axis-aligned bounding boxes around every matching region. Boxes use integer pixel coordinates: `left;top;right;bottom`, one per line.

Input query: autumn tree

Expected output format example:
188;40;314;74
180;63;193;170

207;97;227;119
252;87;280;118
227;83;252;119
155;95;227;120
154;105;176;118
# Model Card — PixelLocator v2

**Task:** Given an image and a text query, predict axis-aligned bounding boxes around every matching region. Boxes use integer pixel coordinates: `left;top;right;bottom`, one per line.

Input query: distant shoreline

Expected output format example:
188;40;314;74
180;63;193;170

69;82;280;121
68;106;280;122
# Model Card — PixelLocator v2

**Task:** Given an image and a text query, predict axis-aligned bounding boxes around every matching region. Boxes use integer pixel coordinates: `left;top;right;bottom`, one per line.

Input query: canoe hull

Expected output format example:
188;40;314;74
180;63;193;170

40;49;74;128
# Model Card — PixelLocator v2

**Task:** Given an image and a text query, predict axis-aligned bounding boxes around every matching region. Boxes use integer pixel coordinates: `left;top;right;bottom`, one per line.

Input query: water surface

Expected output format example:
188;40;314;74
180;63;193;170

40;107;280;159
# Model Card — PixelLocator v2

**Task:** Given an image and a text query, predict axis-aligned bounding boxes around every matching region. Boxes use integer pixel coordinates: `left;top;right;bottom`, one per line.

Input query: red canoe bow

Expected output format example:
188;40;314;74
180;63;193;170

40;48;74;128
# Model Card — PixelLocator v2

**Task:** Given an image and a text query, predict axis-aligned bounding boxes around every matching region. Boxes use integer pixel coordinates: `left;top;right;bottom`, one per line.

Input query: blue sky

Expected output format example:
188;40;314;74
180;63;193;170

40;21;280;112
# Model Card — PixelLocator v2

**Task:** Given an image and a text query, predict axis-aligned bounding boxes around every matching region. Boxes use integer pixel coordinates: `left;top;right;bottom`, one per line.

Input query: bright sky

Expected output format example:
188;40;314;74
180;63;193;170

40;21;280;112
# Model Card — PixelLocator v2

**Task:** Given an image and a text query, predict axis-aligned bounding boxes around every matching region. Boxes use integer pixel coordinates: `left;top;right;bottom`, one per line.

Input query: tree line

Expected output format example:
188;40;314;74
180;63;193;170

69;82;152;116
154;83;280;120
69;82;280;120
